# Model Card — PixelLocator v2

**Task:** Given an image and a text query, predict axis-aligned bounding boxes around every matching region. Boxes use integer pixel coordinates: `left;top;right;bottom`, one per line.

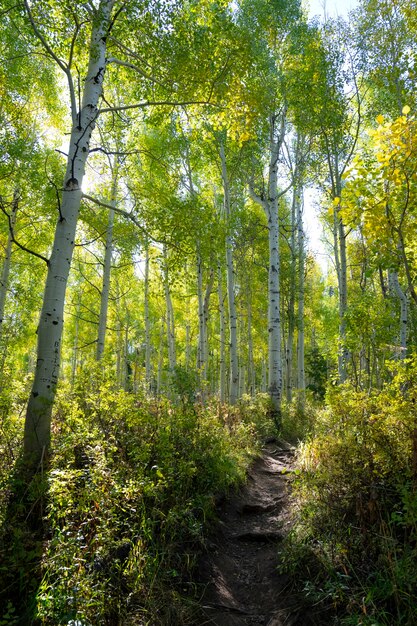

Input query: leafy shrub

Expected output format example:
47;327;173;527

284;361;417;625
281;392;319;443
237;392;277;441
23;372;259;625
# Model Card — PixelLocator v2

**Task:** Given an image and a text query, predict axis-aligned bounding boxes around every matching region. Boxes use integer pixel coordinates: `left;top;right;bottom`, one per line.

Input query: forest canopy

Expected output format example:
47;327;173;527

1;0;417;624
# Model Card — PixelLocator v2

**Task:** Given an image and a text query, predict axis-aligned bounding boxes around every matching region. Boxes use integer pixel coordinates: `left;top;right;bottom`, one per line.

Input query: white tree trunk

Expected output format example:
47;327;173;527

96;162;118;361
249;113;286;420
267;123;283;418
24;0;114;461
163;247;176;371
219;142;239;405
202;268;214;382
218;263;226;403
247;294;255;396
389;271;407;359
144;243;152;393
197;253;206;376
71;290;82;385
338;213;348;381
286;185;297;403
0;188;18;340
296;190;306;405
157;317;165;396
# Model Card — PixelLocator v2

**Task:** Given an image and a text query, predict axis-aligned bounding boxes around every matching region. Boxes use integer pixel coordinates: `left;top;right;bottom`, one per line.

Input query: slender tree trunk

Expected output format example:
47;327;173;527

156;317;165;397
286;186;297;403
185;302;191;370
203;268;214;381
218;263;226;403
219;142;239;404
123;318;131;390
296;189;306;405
261;359;267;392
116;319;122;384
332;166;348;383
163;247;176;371
144;243;152;394
247;294;255;396
197;252;206;376
0;188;18;341
71;290;82;386
267;122;283;419
389;271;407;359
24;0;114;463
96;162;118;361
338;212;348;381
249;113;286;420
239;364;245;398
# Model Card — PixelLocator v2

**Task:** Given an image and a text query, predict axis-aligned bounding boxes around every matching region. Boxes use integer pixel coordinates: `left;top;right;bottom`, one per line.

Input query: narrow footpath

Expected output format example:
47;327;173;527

196;443;316;626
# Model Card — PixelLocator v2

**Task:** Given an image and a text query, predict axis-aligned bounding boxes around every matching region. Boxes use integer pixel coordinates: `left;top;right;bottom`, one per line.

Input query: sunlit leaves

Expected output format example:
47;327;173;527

342;110;417;270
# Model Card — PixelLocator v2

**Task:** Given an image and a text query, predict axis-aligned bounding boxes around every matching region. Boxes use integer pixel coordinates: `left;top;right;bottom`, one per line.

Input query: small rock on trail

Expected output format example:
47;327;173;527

195;443;314;626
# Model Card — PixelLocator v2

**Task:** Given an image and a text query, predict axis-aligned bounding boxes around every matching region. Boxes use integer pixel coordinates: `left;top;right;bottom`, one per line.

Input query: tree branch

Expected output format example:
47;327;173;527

0;200;49;265
98;98;217;114
248;182;268;212
107;56;166;87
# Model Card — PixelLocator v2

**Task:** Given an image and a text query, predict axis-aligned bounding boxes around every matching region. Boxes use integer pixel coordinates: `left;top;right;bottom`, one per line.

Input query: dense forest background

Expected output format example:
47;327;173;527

1;0;417;624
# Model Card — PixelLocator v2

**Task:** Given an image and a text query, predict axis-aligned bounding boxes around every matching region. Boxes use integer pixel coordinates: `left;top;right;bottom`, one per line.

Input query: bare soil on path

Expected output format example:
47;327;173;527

195;442;317;626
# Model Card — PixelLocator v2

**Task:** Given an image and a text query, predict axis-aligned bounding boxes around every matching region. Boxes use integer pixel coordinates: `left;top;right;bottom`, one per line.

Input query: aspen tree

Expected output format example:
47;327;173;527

219;142;239;405
23;0;116;462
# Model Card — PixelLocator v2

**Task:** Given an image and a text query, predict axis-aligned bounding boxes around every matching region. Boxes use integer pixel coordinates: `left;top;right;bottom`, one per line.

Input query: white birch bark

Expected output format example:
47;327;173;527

286;185;297;403
389;271;407;359
296;191;306;405
144;243;152;393
96;161;118;361
24;0;115;461
163;247;176;371
249;113;287;420
185;288;191;371
0;188;18;340
247;294;255;396
219;142;239;405
71;290;82;385
197;253;205;376
157;317;165;396
218;263;226;403
338;207;348;382
330;164;348;383
202;268;214;383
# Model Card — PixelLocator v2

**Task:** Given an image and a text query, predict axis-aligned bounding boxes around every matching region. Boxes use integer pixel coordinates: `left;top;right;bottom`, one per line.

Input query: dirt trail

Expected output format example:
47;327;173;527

196;442;315;626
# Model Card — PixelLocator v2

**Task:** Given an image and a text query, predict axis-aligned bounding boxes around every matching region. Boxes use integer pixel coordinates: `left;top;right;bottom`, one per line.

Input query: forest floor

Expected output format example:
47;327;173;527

195;442;318;626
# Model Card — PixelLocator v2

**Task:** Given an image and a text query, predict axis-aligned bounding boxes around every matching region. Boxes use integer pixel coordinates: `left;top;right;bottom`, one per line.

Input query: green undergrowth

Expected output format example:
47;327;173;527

0;370;272;625
283;361;417;625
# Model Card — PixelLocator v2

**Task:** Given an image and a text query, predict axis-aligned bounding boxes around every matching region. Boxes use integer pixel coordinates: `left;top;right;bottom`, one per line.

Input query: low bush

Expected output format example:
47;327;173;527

1;367;263;625
283;361;417;625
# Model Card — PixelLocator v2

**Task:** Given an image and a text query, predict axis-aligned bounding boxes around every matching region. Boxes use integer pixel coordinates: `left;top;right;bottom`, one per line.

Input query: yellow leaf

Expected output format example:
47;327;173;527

333;197;340;206
402;105;411;115
376;114;385;124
